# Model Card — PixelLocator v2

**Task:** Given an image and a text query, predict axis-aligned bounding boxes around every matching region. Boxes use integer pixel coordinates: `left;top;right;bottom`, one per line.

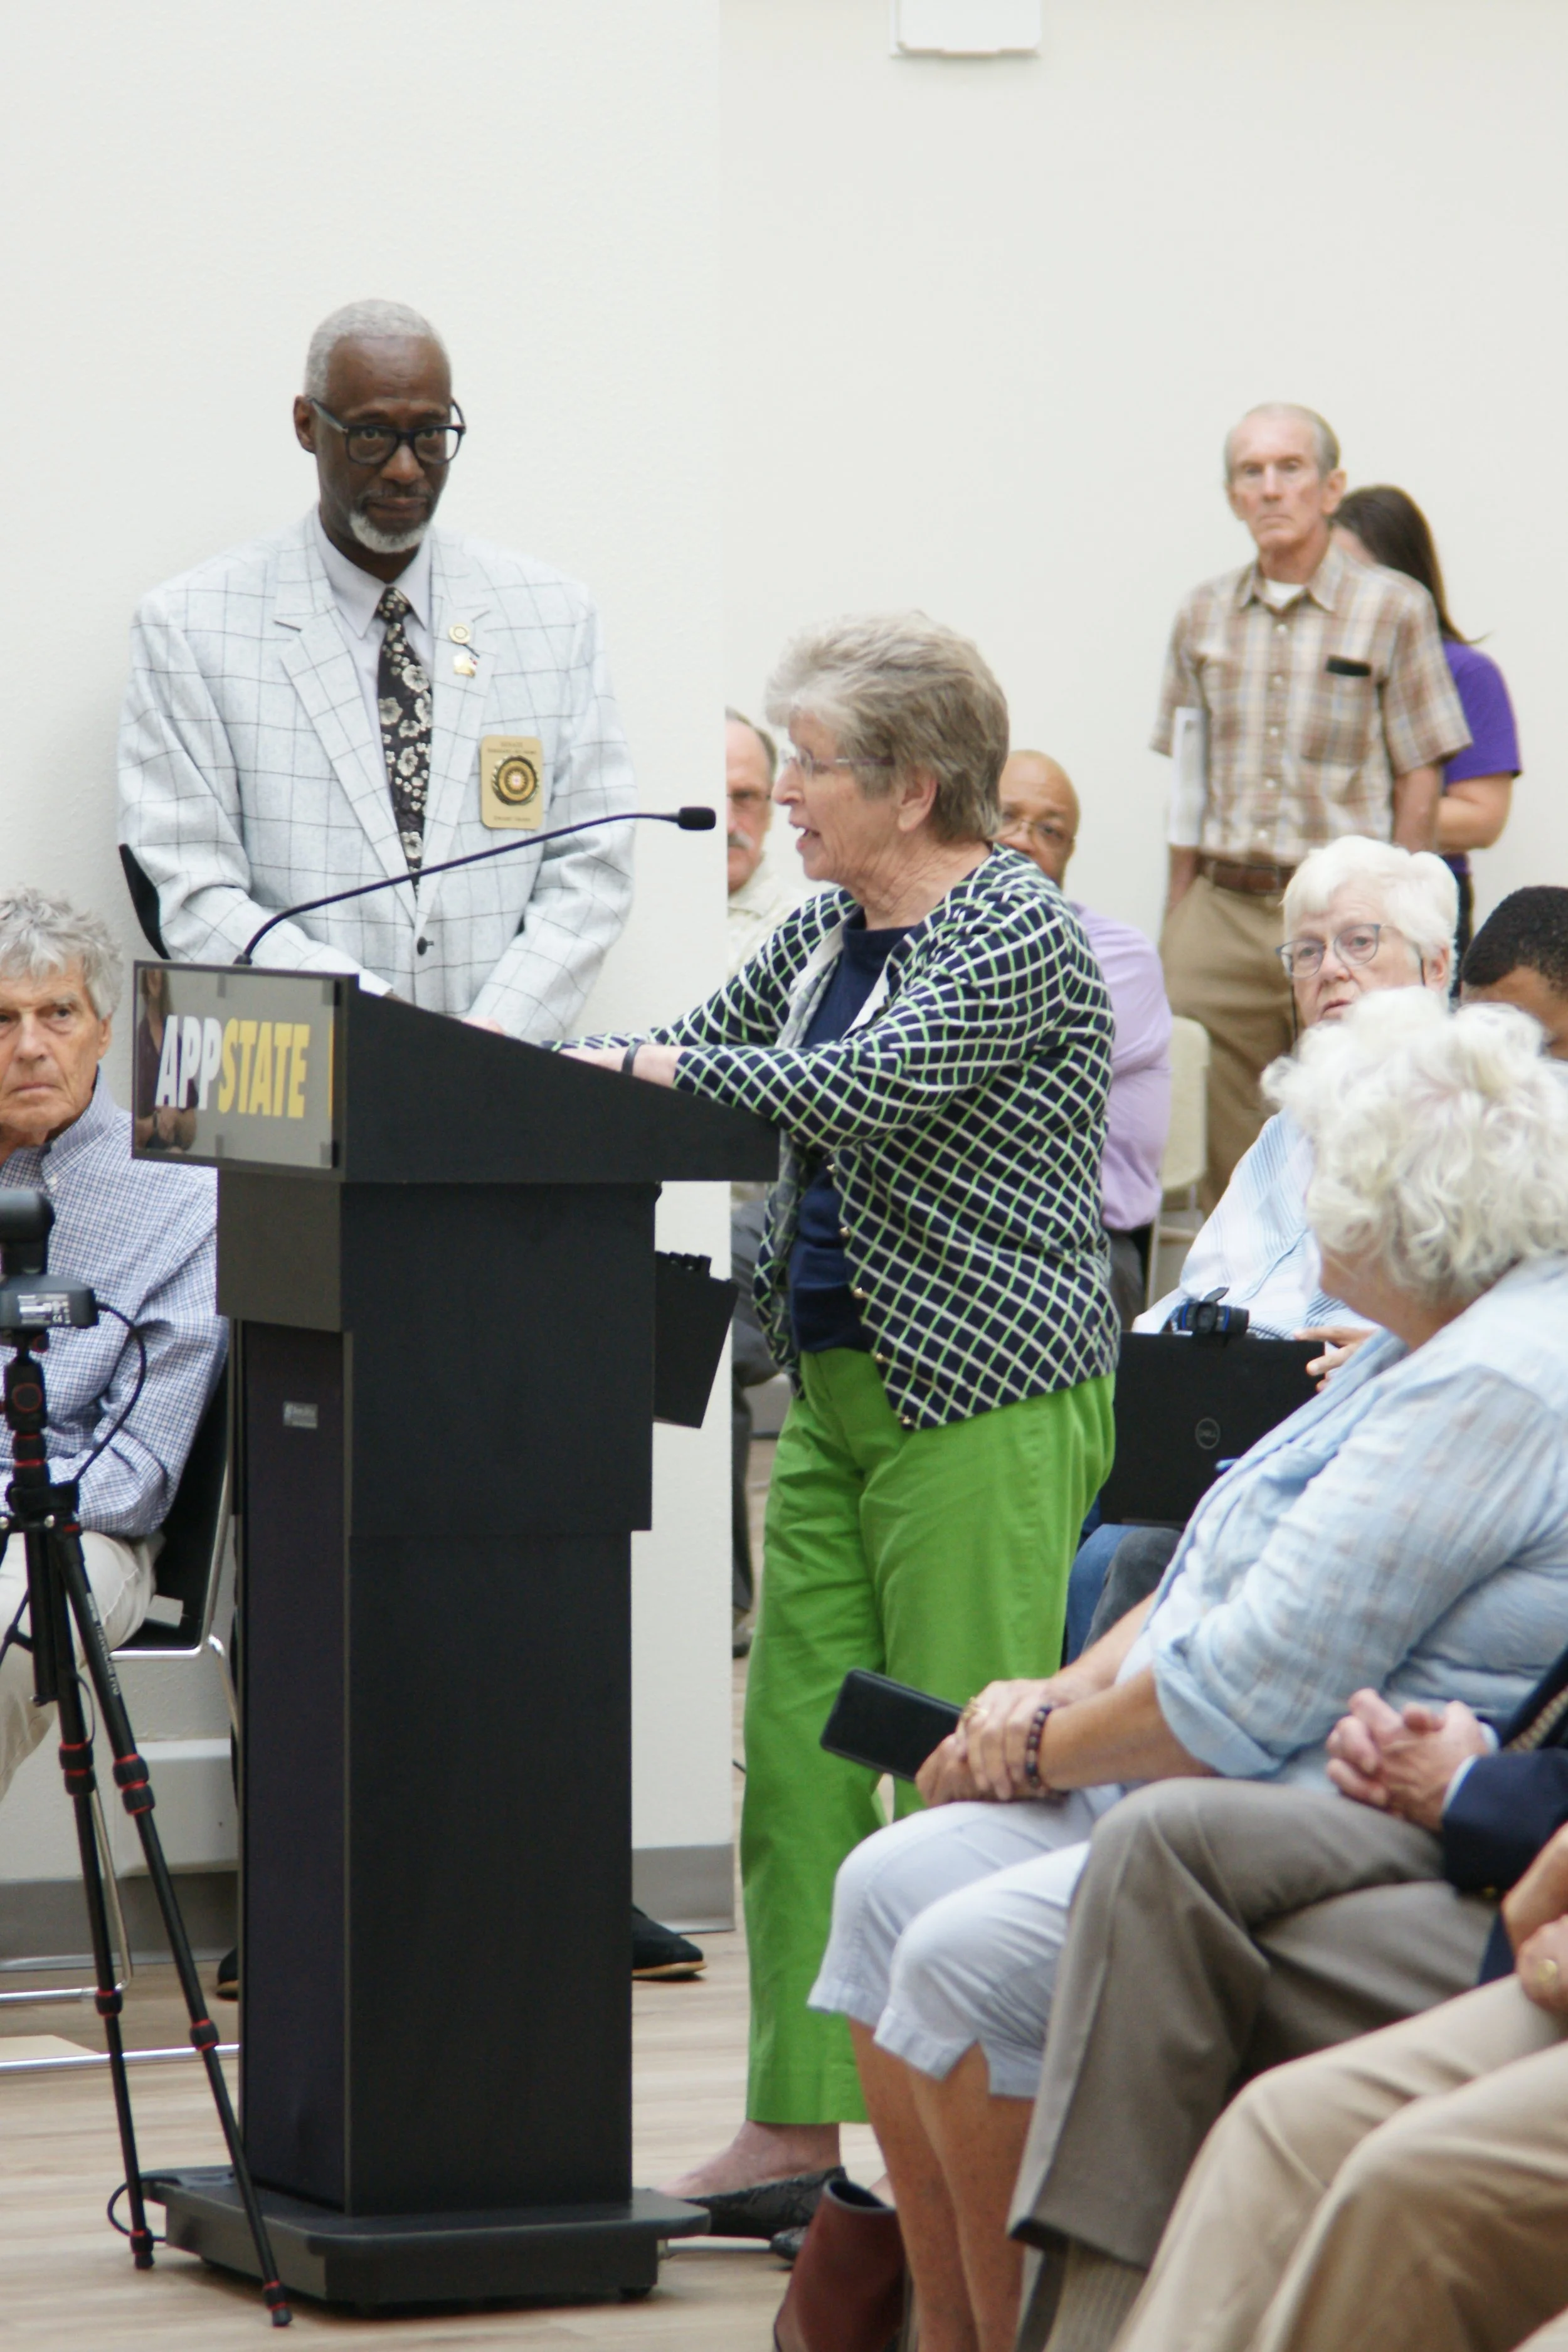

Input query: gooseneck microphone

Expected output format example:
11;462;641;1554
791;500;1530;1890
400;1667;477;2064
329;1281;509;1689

236;806;717;966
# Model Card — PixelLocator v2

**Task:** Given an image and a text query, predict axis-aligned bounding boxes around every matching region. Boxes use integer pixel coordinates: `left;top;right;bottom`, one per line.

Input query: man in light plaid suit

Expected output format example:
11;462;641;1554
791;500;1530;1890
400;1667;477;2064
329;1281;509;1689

117;300;636;1041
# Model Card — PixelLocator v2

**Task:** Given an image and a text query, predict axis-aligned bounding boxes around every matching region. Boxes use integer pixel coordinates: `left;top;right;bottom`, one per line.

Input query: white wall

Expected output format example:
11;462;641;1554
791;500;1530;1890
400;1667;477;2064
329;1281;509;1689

723;0;1568;939
0;1;731;1905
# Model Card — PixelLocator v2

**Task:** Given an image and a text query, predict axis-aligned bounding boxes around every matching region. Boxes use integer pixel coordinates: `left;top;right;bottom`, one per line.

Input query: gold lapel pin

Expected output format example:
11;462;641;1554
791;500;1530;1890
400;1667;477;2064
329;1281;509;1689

449;622;473;645
453;652;478;677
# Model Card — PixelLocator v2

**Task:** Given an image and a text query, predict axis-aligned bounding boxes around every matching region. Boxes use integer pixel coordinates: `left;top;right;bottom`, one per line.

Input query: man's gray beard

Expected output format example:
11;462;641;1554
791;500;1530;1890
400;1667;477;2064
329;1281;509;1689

349;506;430;557
728;832;751;854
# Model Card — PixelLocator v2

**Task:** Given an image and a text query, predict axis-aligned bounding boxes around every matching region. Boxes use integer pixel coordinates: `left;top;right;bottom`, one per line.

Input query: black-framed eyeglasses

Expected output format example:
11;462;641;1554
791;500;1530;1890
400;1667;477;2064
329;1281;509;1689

1276;923;1392;979
309;398;467;469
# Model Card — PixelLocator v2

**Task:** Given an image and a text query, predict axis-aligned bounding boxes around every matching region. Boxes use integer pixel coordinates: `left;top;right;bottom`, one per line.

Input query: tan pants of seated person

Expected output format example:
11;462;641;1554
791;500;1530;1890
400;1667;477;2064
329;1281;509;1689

1012;1779;1495;2271
0;1534;152;1802
1116;1976;1568;2352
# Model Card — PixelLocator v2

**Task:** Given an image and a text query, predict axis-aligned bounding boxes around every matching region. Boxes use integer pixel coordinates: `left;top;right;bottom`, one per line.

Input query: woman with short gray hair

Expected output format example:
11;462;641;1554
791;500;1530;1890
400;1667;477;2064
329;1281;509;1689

1279;832;1457;979
565;611;1120;2217
1281;988;1568;1298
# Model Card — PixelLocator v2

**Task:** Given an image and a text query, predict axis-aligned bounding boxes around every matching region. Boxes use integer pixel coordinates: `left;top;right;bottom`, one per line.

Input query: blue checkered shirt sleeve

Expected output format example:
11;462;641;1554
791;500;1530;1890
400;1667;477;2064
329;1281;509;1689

0;1088;225;1538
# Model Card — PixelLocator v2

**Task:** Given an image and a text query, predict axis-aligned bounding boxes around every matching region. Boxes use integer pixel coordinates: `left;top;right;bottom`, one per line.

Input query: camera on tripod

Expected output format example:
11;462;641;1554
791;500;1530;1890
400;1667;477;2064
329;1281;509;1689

0;1190;97;1340
0;1190;291;2312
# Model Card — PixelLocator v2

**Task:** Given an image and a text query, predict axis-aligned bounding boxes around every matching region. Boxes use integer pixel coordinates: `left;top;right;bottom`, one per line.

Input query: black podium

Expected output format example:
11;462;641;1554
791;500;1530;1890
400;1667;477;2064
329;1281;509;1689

129;966;776;2307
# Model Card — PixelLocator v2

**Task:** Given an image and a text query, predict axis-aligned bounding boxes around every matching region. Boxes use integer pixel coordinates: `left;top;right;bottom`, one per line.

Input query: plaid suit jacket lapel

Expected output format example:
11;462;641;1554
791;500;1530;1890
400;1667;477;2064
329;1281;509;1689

274;527;412;893
419;538;494;890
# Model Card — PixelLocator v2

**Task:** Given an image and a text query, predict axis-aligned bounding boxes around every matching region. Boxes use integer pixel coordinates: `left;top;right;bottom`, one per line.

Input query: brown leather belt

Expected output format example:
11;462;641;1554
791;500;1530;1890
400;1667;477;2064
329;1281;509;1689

1200;855;1298;897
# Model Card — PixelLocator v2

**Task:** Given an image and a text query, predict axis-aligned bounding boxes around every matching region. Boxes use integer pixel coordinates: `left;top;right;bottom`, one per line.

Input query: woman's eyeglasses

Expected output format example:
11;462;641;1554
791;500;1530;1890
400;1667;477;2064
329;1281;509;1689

1276;924;1389;979
780;750;896;783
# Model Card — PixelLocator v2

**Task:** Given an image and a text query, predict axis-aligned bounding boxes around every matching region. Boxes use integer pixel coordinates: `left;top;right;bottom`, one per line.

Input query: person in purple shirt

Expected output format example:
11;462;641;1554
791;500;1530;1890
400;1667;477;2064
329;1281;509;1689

1335;486;1521;958
999;751;1173;1323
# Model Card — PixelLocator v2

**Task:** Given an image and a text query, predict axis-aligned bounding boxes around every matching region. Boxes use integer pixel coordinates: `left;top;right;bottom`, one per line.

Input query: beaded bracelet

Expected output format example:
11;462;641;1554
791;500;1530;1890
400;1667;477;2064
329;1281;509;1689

1022;1702;1054;1789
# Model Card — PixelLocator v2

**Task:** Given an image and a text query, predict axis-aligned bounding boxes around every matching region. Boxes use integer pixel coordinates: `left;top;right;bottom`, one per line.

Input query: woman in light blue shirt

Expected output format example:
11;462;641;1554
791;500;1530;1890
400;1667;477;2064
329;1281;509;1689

807;990;1568;2352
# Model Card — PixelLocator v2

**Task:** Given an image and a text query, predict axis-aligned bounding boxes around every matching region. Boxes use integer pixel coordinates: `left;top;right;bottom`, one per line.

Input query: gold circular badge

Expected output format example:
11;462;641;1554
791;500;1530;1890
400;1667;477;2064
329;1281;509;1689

493;752;541;808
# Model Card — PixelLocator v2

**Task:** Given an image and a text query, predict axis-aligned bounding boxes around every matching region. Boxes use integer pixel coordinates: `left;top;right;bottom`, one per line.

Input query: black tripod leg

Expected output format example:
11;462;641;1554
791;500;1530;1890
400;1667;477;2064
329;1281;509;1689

34;1533;155;2268
53;1530;292;2328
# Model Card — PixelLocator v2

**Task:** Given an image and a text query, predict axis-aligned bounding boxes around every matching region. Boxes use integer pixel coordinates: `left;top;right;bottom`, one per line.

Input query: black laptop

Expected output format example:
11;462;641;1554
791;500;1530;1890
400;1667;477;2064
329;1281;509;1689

1099;1332;1319;1527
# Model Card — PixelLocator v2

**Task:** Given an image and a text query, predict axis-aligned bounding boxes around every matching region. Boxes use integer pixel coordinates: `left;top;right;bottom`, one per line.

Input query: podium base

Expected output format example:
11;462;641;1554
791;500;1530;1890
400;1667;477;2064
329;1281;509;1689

145;2168;709;2309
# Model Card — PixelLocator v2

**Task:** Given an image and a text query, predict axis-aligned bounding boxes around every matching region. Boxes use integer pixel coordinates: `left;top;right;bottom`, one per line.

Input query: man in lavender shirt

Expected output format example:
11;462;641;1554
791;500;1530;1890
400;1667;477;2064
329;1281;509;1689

999;753;1173;1323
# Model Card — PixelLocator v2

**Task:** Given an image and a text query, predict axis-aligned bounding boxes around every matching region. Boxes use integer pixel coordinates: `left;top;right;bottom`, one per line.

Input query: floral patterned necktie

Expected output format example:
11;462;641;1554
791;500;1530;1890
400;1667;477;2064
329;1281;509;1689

376;585;432;876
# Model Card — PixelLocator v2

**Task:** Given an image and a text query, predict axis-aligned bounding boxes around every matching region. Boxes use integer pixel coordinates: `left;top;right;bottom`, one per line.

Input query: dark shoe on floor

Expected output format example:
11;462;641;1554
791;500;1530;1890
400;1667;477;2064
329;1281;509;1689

691;2166;847;2242
774;2178;906;2351
632;1905;706;1980
216;1947;238;2002
733;1608;755;1658
771;2223;807;2265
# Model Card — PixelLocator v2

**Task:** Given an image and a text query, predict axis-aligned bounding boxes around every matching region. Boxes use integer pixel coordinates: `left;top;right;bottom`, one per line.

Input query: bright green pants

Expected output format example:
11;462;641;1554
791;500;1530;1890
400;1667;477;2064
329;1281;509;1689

741;1348;1115;2124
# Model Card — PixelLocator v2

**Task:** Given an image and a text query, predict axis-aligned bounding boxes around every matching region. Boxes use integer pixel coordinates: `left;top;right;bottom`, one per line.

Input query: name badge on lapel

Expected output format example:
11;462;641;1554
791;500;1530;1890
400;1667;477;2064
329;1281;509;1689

480;736;546;830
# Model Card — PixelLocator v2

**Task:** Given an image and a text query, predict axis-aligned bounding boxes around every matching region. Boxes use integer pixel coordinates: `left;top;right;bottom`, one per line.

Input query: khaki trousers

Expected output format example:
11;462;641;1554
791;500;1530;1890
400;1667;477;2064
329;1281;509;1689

1160;876;1295;1205
1010;1780;1496;2268
1116;1976;1568;2352
0;1532;152;1801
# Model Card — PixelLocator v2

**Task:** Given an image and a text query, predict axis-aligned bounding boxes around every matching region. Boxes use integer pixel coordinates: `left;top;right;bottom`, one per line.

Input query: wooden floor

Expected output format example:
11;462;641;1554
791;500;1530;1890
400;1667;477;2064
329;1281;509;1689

0;1439;882;2346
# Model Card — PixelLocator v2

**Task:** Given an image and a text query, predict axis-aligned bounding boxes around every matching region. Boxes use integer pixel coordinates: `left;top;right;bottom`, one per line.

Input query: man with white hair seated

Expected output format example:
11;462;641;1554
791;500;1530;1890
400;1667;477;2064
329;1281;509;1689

0;889;224;1798
803;994;1568;2352
118;298;635;1039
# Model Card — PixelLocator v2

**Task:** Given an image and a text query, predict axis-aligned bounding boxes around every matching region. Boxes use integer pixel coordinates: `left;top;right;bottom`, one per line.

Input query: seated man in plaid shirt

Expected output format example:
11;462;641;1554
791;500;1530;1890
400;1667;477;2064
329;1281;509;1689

0;887;224;1802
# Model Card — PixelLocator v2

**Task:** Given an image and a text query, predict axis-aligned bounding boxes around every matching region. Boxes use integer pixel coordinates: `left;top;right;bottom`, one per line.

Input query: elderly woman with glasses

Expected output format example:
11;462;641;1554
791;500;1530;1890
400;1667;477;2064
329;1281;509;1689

1063;834;1459;1660
810;989;1568;2352
1142;832;1458;1352
564;613;1120;2215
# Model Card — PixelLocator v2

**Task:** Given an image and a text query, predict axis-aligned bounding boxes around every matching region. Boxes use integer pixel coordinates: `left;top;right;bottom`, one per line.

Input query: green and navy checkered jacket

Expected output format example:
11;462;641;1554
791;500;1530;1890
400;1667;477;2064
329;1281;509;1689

630;851;1120;1430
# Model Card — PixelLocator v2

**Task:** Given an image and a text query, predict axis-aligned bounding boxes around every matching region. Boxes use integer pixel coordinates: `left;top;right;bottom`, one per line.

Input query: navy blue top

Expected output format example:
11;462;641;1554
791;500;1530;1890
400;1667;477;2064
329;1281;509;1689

788;918;911;1353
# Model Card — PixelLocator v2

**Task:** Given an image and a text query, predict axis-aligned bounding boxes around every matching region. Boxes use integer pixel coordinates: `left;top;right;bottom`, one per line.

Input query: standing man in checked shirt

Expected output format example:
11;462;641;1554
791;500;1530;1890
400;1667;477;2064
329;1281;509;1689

118;299;635;1039
0;889;224;1799
1155;402;1470;1202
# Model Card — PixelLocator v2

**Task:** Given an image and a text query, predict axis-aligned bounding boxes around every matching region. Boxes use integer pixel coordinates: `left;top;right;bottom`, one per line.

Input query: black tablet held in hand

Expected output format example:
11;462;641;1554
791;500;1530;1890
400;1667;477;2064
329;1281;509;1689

820;1669;964;1783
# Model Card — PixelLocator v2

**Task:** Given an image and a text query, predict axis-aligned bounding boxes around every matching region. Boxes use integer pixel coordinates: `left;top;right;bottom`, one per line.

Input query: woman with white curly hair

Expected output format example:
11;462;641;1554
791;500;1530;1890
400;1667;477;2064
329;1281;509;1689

801;991;1568;2352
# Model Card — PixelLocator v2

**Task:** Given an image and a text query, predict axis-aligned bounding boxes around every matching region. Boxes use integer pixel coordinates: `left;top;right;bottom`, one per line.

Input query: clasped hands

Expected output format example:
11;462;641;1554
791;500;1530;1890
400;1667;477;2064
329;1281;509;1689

1327;1687;1568;2017
916;1673;1081;1808
1325;1687;1490;1831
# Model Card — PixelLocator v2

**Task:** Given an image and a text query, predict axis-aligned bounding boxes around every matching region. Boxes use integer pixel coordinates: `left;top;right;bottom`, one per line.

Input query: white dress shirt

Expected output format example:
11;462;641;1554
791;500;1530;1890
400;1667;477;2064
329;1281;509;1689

312;511;435;760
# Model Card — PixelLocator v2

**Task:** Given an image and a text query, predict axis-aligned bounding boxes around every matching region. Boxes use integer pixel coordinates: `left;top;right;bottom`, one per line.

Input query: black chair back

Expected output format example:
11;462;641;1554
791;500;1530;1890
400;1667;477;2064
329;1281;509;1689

119;844;167;957
120;1364;229;1653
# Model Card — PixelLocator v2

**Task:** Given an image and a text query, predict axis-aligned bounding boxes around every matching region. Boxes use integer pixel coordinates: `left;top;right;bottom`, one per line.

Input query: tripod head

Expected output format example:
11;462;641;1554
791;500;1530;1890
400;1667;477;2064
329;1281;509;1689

0;1189;97;1341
